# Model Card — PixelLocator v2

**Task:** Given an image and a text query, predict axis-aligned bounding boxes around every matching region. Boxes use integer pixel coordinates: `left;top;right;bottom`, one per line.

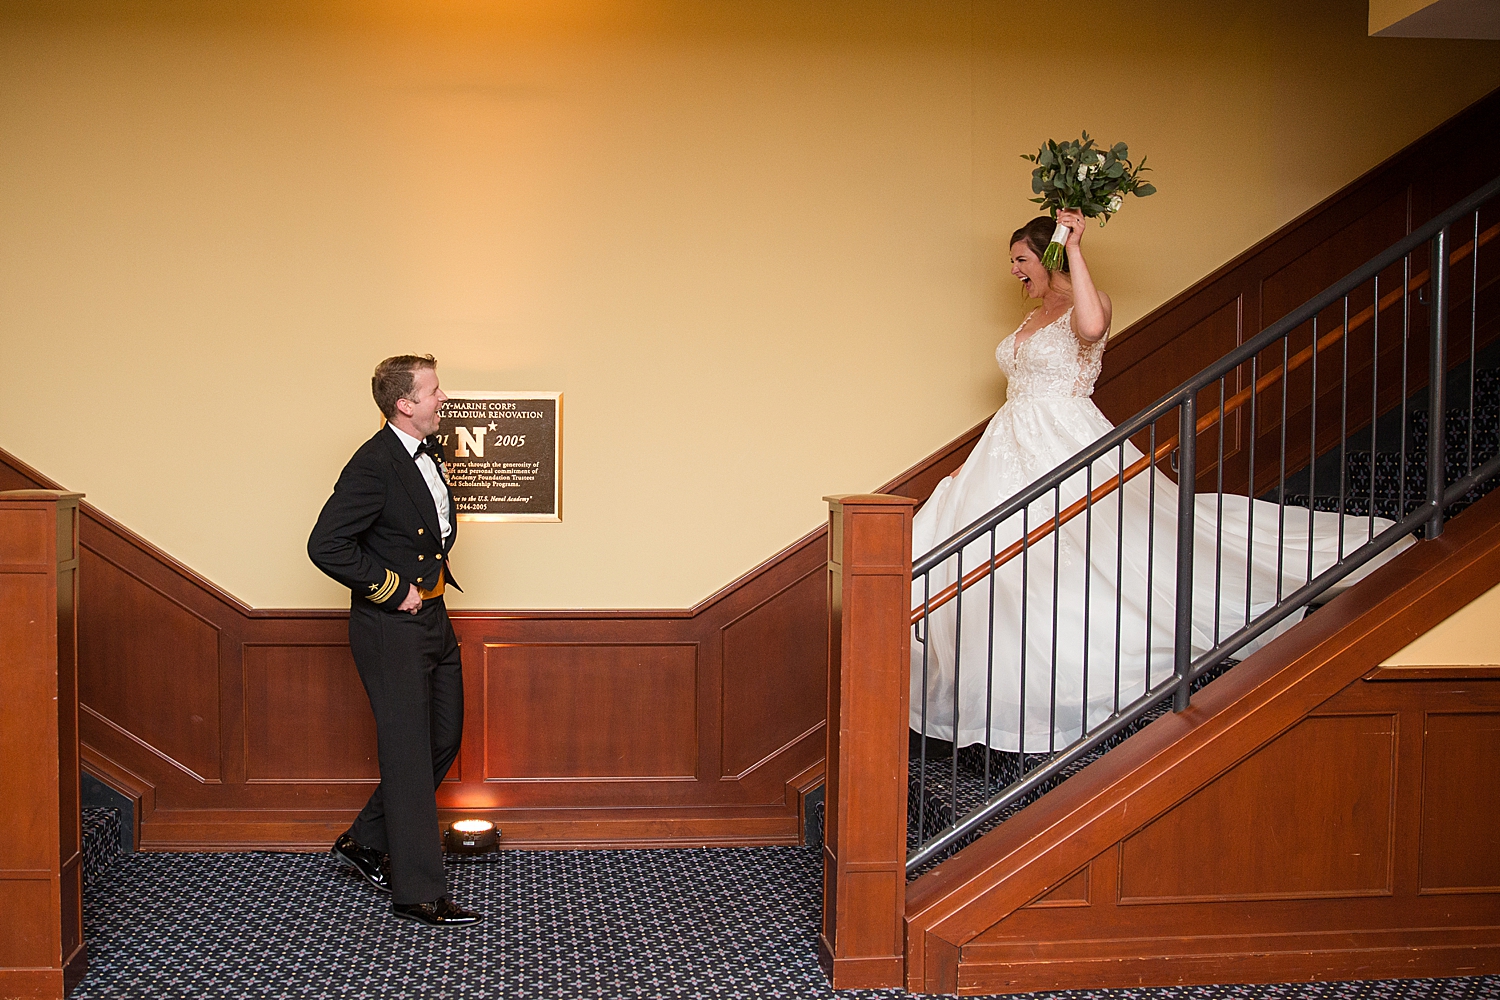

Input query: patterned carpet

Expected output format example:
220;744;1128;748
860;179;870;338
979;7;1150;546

71;832;1499;1000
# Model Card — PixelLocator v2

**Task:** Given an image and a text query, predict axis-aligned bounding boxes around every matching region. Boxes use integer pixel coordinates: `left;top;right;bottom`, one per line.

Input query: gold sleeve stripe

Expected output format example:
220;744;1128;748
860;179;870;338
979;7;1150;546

367;569;399;604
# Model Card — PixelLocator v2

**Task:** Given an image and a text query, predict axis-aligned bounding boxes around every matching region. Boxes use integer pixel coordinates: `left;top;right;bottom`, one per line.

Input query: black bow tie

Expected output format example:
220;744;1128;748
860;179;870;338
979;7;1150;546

414;438;443;463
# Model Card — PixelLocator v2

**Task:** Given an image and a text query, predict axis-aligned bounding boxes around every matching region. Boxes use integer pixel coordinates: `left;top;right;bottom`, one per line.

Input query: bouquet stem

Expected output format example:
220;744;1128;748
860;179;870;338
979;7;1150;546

1041;222;1070;271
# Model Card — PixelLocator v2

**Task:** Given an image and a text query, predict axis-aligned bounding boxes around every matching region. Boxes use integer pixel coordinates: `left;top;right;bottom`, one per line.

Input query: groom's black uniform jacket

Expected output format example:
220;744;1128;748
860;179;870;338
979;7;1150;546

307;426;460;606
306;424;465;905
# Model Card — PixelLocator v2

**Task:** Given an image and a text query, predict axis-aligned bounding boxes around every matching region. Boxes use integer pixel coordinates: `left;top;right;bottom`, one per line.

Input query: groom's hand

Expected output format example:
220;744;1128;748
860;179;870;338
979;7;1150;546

398;584;422;614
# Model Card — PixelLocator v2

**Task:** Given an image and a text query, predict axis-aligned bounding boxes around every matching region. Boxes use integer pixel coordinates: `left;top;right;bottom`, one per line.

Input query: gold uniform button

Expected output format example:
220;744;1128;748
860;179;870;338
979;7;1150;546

418;528;425;535
417;555;425;561
416;577;424;584
435;553;442;560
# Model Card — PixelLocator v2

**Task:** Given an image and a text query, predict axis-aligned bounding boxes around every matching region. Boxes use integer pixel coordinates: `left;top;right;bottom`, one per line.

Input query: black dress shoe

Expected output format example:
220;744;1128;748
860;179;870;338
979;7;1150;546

391;897;484;928
330;833;391;894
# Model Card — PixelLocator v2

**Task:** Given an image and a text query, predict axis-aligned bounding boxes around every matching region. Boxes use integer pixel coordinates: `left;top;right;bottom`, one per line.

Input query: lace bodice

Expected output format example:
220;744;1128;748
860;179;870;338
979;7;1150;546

996;307;1105;400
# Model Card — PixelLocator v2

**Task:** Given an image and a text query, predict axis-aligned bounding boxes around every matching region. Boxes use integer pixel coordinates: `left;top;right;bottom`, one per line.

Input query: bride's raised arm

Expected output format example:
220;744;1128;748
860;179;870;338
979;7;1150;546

1056;207;1112;343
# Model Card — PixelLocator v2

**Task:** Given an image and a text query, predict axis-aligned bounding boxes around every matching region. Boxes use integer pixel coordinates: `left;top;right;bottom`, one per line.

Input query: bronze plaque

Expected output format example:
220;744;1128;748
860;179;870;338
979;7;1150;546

438;391;562;522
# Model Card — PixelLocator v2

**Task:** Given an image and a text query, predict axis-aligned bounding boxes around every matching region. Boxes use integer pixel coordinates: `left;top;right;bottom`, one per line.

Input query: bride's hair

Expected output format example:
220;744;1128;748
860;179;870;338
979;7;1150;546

1011;217;1069;273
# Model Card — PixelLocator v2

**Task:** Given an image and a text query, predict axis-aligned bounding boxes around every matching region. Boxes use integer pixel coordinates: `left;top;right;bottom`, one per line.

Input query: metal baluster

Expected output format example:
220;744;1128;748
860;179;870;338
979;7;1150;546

1338;294;1349;556
917;571;931;851
1082;464;1093;738
1246;354;1258;633
1371;273;1380;537
1469;211;1480;479
1428;226;1450;538
983;528;996;796
1145;424;1158;695
1400;251;1410;522
949;547;964;834
1113;443;1125;716
1277;337;1289;602
1174;398;1196;712
1214;378;1225;646
1049;485;1061;752
1018;507;1029;764
1307;314;1318;585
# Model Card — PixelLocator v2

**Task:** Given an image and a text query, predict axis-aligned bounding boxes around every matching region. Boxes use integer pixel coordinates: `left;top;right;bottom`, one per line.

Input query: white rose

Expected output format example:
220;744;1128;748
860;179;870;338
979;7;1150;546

1108;194;1124;212
1077;163;1090;181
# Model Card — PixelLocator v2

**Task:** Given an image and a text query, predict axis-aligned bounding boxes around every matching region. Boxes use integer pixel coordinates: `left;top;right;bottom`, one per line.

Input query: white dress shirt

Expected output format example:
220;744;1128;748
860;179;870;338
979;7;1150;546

389;424;452;541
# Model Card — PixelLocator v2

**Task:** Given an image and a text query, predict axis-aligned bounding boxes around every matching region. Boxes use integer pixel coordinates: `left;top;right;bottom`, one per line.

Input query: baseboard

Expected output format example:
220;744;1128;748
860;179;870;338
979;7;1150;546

958;933;1500;995
0;968;66;1000
136;809;805;852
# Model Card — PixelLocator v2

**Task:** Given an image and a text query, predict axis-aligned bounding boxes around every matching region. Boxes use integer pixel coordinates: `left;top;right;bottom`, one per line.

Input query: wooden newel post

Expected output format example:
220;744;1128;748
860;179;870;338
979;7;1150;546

819;493;915;990
0;490;86;998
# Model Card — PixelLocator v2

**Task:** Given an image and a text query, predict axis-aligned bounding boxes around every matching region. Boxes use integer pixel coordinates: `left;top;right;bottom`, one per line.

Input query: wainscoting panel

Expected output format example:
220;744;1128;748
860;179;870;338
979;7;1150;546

1118;713;1397;903
77;547;222;784
242;644;378;783
1021;865;1090;909
480;642;699;782
719;565;827;780
1419;710;1500;892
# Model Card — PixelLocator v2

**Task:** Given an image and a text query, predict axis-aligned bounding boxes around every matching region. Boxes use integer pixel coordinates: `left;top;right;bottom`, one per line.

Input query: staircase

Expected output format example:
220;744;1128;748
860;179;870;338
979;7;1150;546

904;657;1239;877
819;171;1500;994
904;345;1500;875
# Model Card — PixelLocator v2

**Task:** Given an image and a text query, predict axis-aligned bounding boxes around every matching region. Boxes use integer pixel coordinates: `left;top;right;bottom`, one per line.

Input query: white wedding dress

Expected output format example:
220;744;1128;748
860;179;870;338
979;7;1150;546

910;308;1410;752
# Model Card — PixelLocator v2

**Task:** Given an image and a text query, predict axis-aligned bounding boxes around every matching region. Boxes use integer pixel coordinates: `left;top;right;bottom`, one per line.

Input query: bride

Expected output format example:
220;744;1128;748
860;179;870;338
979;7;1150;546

911;209;1409;753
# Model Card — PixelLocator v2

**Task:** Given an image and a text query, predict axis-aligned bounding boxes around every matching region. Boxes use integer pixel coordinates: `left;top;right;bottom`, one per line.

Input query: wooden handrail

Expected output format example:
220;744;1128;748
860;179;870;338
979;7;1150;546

912;220;1499;623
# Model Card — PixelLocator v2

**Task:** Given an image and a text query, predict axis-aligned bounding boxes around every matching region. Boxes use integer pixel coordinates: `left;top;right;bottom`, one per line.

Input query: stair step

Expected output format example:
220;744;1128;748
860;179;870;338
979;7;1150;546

82;806;123;883
1286;366;1500;520
906;660;1239;876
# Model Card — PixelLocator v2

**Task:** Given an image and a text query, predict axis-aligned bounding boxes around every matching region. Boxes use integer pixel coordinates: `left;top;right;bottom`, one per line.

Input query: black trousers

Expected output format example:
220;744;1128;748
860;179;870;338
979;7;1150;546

346;597;463;905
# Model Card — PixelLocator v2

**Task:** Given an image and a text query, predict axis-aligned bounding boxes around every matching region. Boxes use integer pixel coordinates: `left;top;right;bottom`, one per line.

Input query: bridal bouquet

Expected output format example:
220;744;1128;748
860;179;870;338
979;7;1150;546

1023;132;1155;270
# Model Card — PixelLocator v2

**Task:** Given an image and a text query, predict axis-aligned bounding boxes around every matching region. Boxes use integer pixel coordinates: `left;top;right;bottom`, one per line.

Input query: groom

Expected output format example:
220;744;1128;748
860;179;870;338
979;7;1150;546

307;354;481;928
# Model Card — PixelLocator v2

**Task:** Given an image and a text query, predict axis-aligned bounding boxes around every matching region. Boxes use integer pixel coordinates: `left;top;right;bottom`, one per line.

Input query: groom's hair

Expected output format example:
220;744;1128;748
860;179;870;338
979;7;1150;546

1012;217;1070;273
372;354;437;418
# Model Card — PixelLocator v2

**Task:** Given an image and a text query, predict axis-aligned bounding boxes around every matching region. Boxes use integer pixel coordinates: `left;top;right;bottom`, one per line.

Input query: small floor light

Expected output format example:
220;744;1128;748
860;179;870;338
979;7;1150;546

444;819;500;854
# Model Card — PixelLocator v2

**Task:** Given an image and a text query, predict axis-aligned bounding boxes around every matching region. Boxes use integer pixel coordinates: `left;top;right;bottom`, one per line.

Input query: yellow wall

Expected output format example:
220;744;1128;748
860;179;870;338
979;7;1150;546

2;1;1498;609
1368;0;1438;33
1381;582;1500;666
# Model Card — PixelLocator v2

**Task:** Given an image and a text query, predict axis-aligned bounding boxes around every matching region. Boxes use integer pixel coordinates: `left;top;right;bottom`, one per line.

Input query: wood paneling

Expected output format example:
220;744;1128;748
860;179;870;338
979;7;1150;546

0;506;50;564
0;880;55;967
481;642;698;780
0;492;87;998
1119;714;1396;902
902;487;1500;995
0;578;55;867
820;496;915;990
78;548;221;783
242;644;378;783
1023;865;1089;908
1420;711;1500;892
0;442;838;848
720;567;826;779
